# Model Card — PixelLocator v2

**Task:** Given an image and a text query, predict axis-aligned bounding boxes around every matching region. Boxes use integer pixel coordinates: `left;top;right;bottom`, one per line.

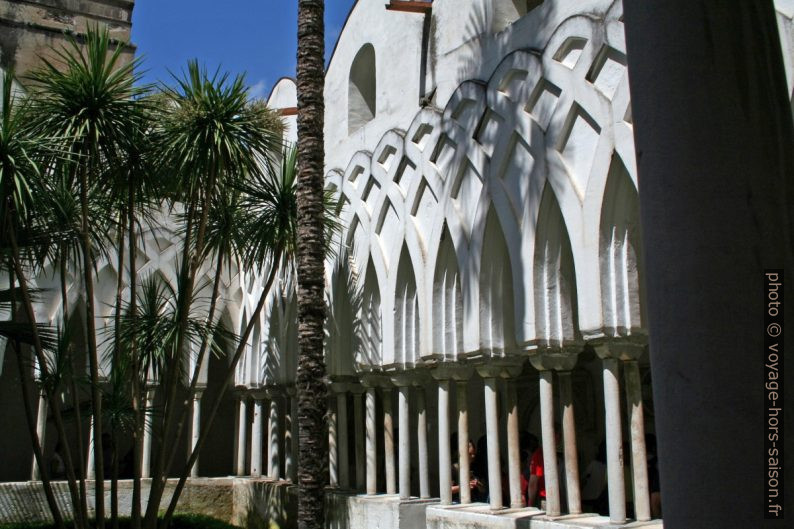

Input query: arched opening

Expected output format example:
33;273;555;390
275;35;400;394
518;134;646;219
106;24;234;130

348;44;377;134
534;184;579;347
479;210;516;354
599;154;645;335
432;226;463;359
394;246;420;365
200;310;237;477
492;1;544;33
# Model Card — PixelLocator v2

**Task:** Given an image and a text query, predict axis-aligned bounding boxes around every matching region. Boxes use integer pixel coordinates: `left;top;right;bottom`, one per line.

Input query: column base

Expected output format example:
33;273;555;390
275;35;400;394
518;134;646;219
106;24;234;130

326;491;438;529
427;504;541;529
523;514;662;529
426;506;664;529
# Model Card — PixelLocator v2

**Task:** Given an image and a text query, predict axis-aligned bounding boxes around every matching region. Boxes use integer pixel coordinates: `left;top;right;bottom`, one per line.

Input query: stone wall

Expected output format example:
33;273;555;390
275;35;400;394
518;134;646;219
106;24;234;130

0;478;298;528
0;0;135;80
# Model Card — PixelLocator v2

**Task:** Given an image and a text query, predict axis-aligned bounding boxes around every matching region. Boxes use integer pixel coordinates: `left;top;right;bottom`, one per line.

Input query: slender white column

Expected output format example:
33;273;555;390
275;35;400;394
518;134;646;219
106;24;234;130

398;384;411;499
456;380;471;504
539;371;561;516
437;379;452;505
483;377;504;510
87;414;96;480
624;360;650;521
337;391;350;489
505;379;523;508
353;388;366;491
236;395;248;476
558;371;581;514
141;388;155;479
365;387;378;495
31;392;48;480
416;386;430;499
602;358;626;523
190;391;202;478
328;396;338;487
383;388;397;494
268;395;281;479
251;397;264;478
286;389;297;482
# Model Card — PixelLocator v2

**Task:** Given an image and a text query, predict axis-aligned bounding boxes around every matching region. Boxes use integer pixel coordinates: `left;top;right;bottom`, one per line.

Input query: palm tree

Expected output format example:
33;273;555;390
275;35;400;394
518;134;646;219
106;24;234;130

160;143;340;529
143;61;282;529
24;27;146;528
101;98;161;529
296;1;329;527
0;71;67;529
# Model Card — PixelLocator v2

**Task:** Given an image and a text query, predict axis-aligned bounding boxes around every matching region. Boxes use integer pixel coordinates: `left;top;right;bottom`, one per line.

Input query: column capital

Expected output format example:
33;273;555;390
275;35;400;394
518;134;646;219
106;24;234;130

360;373;388;388
475;358;524;379
329;374;357;393
528;347;581;371
390;372;414;387
263;385;286;399
431;363;474;381
349;383;366;395
592;339;647;361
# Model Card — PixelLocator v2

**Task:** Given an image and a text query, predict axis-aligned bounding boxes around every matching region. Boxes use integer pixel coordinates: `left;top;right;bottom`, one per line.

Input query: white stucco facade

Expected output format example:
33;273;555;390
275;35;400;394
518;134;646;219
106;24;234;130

4;1;794;528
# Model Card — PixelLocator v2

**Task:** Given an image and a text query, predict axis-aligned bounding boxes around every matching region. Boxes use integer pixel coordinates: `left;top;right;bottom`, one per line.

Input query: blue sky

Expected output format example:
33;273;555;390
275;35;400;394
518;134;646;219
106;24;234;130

131;1;356;98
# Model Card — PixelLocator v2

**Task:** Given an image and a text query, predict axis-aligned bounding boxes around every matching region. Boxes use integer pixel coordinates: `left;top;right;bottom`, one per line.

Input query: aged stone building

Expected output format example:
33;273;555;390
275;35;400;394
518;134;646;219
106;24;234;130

0;0;134;78
1;1;793;528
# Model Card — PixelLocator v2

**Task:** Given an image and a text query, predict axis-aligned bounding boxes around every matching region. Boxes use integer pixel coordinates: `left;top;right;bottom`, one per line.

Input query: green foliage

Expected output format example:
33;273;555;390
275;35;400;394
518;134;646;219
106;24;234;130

153;60;283;203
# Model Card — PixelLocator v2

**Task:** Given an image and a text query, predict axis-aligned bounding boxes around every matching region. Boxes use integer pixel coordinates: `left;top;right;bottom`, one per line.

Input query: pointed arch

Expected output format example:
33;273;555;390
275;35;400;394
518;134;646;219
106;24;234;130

394;245;420;365
360;259;383;367
432;225;463;359
328;256;359;376
534;183;579;347
479;209;516;354
599;153;644;335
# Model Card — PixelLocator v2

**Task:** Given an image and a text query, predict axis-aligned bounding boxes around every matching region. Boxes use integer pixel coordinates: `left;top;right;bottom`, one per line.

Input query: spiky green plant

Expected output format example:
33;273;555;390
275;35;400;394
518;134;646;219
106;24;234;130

23;28;148;528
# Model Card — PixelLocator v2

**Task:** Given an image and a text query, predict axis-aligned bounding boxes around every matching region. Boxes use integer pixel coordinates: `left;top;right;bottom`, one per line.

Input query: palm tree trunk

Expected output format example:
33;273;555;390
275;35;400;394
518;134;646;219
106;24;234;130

61;253;90;523
8;232;85;529
8;267;67;529
296;1;328;528
128;183;143;529
110;213;125;529
145;180;214;529
78;159;105;529
161;250;282;529
161;245;226;480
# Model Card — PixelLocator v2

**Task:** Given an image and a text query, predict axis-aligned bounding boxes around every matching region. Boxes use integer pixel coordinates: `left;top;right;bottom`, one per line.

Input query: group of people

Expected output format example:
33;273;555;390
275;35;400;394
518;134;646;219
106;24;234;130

449;431;662;519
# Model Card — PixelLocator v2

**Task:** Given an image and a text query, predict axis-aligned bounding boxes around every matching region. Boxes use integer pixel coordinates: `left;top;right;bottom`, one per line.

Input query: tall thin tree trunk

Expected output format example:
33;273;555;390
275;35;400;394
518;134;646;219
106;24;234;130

111;214;126;529
296;2;328;528
162;245;226;479
61;253;89;522
79;159;105;529
128;182;142;529
161;250;282;529
145;181;213;529
8;231;85;529
8;267;67;529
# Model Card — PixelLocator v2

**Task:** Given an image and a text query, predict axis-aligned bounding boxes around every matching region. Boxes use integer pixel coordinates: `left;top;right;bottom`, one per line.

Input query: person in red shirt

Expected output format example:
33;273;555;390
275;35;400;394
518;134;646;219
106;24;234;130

527;446;545;507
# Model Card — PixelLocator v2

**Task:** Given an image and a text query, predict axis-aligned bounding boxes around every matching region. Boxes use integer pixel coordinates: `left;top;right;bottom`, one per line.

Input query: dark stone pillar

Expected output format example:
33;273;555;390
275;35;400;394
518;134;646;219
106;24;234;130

623;2;794;527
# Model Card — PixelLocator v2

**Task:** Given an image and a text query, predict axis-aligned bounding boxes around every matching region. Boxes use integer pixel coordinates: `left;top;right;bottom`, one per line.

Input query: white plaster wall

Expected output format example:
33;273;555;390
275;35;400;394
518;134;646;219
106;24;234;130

319;0;794;371
267;77;298;145
324;0;425;172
